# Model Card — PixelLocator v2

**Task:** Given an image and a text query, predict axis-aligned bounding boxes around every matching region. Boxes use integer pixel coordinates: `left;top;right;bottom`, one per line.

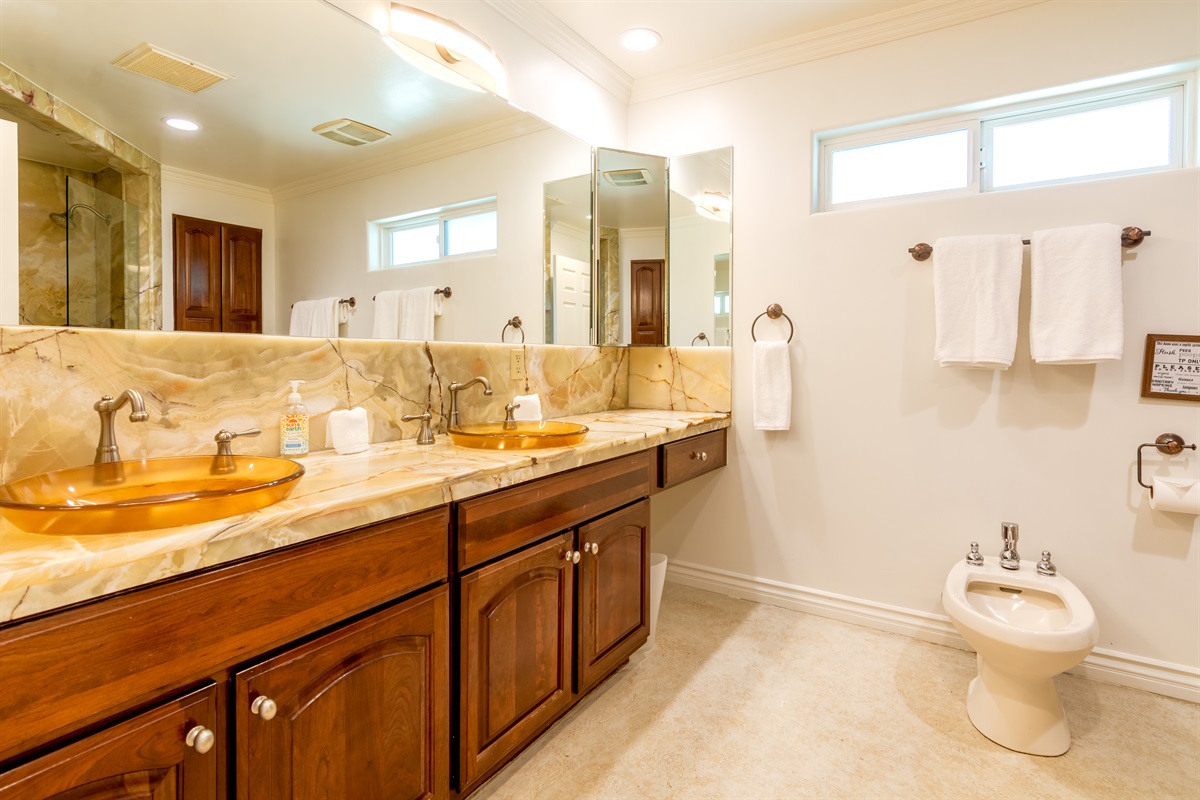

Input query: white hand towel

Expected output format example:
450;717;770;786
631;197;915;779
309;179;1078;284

1030;223;1123;364
1149;478;1200;515
511;393;542;421
373;290;402;339
933;234;1024;369
289;298;341;337
328;407;369;455
398;287;443;341
337;300;353;324
753;340;791;431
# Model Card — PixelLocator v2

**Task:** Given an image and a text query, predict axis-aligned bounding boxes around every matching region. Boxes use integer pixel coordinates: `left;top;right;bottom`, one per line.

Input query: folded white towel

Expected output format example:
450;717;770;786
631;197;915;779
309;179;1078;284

932;234;1024;369
753;340;791;431
1030;223;1123;364
399;287;443;340
511;393;542;421
372;290;402;339
328;407;369;455
289;297;341;337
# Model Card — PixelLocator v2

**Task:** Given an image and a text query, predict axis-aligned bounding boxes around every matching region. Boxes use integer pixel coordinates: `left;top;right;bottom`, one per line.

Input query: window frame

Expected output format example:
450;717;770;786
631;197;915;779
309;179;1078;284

375;196;498;270
815;69;1196;213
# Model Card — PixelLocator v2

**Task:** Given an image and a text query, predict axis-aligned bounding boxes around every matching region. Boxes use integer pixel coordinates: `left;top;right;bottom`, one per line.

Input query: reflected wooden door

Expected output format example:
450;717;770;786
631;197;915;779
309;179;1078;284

630;259;664;345
173;215;261;333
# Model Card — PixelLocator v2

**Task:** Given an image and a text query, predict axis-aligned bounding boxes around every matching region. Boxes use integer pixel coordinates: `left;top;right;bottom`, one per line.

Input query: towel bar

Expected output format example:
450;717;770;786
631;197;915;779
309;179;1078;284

1136;433;1196;497
372;288;451;301
750;304;794;343
907;226;1150;261
291;297;355;309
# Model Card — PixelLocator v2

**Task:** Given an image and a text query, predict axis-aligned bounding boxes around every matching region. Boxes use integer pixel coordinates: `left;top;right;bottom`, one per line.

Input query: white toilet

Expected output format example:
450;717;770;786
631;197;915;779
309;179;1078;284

942;555;1099;756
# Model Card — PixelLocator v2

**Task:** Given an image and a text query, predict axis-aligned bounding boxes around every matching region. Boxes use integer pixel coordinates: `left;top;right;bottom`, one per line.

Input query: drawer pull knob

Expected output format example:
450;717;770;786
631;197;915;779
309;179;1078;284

251;695;278;720
185;725;215;754
691;451;708;461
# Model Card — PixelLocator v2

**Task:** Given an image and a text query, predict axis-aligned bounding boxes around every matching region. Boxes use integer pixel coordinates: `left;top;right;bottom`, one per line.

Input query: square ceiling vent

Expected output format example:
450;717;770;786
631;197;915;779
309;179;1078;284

112;43;231;93
602;168;652;187
312;119;391;147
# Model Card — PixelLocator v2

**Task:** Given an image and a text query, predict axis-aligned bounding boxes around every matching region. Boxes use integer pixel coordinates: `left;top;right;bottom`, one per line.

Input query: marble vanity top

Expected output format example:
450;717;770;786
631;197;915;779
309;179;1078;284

0;409;729;623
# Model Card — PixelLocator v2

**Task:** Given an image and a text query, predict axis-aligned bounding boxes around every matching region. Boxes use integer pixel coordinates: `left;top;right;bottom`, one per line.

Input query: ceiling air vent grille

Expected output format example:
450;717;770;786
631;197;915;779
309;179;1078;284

602;168;652;187
312;119;390;147
112;43;231;94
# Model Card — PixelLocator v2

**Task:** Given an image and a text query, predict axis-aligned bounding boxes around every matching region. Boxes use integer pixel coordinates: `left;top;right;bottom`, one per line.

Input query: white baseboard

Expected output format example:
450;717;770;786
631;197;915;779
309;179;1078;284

665;559;1199;704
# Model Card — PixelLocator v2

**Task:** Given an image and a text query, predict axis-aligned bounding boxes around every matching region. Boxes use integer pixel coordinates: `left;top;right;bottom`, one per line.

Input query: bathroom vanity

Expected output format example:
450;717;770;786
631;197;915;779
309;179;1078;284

0;417;727;799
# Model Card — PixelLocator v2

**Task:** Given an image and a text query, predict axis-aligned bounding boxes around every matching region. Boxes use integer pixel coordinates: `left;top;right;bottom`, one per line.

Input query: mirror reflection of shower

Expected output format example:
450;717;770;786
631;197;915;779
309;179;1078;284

60;176;140;329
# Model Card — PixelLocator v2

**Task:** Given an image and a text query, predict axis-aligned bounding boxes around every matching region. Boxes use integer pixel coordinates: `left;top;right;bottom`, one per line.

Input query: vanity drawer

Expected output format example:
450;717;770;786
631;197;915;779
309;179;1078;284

456;451;653;571
659;429;727;489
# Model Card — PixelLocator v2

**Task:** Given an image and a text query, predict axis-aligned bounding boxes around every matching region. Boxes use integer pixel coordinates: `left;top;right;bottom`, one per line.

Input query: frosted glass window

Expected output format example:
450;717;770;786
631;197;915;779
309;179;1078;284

830;129;969;205
444;210;497;256
389;223;439;265
987;95;1175;188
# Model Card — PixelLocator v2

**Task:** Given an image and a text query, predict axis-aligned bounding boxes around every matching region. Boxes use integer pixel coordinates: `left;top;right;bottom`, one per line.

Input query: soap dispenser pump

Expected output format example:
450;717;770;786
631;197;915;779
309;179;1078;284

280;380;309;456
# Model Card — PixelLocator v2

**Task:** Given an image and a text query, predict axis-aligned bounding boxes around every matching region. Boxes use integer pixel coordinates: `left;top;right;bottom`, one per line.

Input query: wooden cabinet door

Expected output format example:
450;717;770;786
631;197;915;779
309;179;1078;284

459;533;574;791
576;500;650;693
630;259;665;345
0;683;219;800
235;586;450;800
220;224;262;334
173;215;222;333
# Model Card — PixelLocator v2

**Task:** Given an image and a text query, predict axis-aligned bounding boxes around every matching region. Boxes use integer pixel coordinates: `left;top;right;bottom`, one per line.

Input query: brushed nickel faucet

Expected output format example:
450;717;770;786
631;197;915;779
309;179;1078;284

93;389;148;464
447;377;493;427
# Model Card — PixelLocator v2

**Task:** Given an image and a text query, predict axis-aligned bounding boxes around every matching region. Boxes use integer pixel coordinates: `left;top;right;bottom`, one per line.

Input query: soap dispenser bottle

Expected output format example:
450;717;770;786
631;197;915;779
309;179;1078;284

280;380;309;456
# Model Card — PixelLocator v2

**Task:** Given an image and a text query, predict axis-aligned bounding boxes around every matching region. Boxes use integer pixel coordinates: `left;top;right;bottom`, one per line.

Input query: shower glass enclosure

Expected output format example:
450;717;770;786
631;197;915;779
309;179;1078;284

63;176;140;328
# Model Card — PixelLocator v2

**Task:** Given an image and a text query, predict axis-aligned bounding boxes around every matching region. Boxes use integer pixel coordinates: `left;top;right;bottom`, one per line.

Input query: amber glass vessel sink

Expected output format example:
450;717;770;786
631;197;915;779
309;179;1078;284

447;421;589;450
0;456;305;535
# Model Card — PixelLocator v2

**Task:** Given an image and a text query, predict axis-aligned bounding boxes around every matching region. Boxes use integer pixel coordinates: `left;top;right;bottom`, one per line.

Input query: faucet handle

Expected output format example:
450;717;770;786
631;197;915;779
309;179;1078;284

401;410;435;445
214;428;261;457
1037;551;1057;577
504;401;521;427
965;541;984;566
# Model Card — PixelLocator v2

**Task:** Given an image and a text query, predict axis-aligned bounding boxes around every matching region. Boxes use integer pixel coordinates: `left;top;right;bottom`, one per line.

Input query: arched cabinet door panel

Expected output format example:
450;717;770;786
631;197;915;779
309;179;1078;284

235;586;450;800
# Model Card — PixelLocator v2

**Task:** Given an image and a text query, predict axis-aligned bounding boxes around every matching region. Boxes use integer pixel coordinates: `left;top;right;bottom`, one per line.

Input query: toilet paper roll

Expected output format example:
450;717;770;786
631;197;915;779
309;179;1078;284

1150;477;1200;515
329;407;369;455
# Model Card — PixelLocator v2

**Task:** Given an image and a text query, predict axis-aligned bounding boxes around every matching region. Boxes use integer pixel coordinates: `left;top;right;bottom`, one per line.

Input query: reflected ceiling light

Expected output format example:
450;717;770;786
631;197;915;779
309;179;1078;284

385;3;507;96
163;117;200;131
620;28;661;52
694;191;731;222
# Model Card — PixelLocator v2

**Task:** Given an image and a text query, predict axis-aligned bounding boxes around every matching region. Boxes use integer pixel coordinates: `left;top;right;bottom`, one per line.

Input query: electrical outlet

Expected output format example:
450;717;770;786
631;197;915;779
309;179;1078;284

510;349;526;380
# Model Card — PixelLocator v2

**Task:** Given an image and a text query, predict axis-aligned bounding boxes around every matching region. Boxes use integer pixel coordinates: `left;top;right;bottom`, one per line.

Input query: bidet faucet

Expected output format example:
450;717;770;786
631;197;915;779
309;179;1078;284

1000;521;1020;570
93;389;148;464
447;376;493;427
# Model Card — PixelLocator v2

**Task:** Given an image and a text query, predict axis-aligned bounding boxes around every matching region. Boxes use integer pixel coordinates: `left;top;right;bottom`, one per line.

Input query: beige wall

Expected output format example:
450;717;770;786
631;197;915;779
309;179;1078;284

633;0;1200;683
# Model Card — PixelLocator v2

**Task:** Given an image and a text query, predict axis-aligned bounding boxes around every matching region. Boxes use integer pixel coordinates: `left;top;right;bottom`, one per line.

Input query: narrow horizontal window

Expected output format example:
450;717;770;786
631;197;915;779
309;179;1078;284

829;129;970;205
373;196;497;269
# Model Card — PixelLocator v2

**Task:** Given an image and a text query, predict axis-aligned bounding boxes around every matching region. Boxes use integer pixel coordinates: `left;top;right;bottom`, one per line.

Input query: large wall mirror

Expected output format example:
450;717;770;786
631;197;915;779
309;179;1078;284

668;147;732;347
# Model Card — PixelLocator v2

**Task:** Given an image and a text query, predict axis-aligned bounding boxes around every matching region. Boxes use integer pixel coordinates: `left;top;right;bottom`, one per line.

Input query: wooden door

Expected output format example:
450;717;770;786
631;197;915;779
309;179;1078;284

235;586;450;800
576;499;650;693
630;259;665;345
221;224;262;333
0;683;219;800
173;215;222;332
459;533;574;791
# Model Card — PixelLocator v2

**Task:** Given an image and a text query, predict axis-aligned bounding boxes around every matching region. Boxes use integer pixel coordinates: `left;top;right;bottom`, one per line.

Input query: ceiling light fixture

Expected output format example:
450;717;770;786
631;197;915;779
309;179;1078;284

620;28;661;52
694;191;731;222
384;3;506;96
163;117;200;131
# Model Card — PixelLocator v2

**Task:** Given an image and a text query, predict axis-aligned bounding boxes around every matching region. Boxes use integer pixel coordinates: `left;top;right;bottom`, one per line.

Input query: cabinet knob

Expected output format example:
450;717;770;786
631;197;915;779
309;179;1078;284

251;695;278;720
562;549;581;564
185;725;215;754
691;451;708;461
583;542;598;555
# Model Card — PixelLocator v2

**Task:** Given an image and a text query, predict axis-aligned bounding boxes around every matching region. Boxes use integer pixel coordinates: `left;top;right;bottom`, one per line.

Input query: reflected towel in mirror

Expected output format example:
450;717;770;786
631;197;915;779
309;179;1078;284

289;297;341;337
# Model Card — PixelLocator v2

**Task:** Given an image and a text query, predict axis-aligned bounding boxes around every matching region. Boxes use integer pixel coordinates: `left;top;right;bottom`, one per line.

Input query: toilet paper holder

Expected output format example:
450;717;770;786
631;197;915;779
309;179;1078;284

1136;433;1196;497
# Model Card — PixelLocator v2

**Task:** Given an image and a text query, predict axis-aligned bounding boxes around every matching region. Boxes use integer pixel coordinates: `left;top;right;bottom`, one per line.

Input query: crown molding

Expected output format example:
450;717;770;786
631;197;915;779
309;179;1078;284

484;0;634;104
272;115;549;203
627;0;1047;104
159;165;273;203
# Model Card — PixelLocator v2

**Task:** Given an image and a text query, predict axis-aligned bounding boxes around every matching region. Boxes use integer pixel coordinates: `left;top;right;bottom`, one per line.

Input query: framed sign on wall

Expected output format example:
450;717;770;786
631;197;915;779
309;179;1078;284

1141;334;1200;401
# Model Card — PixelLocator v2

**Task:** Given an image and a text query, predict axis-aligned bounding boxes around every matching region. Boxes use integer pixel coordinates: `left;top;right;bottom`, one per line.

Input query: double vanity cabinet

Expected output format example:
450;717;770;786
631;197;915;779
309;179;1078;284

0;426;727;800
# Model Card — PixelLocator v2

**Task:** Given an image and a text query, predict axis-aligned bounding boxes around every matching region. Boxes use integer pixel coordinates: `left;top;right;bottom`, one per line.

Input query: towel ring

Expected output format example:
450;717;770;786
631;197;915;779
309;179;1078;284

750;304;794;343
1136;433;1196;498
502;316;525;343
692;332;710;346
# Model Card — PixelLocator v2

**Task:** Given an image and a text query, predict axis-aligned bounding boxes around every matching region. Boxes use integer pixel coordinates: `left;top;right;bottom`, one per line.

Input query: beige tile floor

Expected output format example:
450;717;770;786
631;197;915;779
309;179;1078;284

474;584;1200;800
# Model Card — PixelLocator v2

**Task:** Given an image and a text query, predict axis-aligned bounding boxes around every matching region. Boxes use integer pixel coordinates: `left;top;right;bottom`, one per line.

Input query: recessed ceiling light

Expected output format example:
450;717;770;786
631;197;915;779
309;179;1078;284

163;117;200;131
620;28;661;52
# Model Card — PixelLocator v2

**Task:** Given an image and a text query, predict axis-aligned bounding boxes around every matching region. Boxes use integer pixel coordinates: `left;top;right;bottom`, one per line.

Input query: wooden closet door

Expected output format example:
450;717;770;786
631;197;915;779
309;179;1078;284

173;215;222;332
221;224;262;333
630;259;665;345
